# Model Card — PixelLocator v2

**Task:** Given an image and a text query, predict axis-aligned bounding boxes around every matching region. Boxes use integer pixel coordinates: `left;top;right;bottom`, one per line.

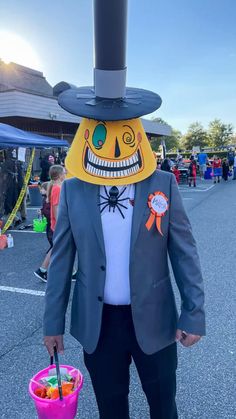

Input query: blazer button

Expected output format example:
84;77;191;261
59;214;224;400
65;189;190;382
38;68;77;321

100;266;106;271
98;296;103;302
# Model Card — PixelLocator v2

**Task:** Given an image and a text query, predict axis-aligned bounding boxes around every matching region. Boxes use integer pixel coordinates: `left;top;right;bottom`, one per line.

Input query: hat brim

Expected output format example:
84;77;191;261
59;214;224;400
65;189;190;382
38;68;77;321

58;86;162;121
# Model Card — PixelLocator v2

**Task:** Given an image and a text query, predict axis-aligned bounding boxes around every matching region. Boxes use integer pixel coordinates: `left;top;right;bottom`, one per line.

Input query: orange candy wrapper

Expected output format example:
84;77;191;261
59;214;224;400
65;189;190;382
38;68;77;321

33;371;79;400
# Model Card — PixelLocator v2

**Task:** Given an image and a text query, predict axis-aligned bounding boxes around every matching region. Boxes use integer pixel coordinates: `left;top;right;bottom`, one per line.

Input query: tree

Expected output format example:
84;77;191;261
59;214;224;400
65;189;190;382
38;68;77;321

150;118;181;151
230;134;236;146
181;122;208;150
165;129;182;151
208;119;234;148
149;136;161;151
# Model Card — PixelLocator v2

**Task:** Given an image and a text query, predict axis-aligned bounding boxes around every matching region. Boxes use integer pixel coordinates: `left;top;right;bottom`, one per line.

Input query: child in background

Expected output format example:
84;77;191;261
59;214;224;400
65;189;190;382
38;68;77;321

161;158;171;172
172;165;180;184
34;165;65;282
222;158;229;181
212;156;222;183
188;159;197;187
40;182;53;250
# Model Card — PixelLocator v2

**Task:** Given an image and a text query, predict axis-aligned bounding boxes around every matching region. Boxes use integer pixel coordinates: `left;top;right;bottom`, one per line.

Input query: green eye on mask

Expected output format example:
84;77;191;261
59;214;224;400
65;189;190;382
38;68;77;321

92;124;107;149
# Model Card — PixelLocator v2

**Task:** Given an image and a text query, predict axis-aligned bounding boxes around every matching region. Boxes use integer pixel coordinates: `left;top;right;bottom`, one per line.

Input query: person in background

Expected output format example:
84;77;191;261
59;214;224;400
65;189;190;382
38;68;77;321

233;155;236;180
48;155;55;165
190;151;197;161
172;165;180;184
188;158;197;187
161;158;171;172
176;150;183;164
156;157;161;170
34;165;65;282
198;151;208;180
60;150;67;166
0;152;8;219
4;149;18;219
40;155;55;182
227;148;235;169
55;152;62;165
17;160;27;224
3;149;25;227
40;182;53;251
5;158;26;227
212;156;222;184
222;158;230;181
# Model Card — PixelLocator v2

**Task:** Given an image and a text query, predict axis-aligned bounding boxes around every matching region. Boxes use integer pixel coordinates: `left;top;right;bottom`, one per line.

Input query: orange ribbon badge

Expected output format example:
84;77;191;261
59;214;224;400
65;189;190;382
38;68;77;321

145;191;169;236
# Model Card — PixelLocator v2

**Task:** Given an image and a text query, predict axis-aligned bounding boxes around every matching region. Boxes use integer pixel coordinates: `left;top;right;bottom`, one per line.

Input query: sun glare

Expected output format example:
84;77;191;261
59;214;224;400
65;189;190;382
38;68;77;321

0;31;41;70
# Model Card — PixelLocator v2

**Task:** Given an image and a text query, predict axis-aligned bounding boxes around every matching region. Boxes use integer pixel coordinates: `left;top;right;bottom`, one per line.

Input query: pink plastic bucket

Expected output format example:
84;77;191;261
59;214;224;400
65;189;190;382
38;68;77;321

29;364;83;419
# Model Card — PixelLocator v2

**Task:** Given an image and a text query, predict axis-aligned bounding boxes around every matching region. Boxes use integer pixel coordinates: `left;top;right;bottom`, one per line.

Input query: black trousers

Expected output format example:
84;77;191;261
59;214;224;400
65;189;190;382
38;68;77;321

84;304;178;419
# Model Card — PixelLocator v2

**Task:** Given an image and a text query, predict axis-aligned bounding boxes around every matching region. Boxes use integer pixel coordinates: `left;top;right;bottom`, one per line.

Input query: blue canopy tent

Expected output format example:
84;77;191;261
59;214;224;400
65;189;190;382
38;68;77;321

0;123;69;148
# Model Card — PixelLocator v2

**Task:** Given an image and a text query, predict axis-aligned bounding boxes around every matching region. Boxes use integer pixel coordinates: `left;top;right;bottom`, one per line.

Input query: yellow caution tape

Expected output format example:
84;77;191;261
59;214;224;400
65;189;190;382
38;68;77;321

2;148;36;234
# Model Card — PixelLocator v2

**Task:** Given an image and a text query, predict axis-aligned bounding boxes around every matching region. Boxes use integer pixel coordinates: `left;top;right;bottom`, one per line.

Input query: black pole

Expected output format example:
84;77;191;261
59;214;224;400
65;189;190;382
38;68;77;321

94;0;128;70
54;346;63;401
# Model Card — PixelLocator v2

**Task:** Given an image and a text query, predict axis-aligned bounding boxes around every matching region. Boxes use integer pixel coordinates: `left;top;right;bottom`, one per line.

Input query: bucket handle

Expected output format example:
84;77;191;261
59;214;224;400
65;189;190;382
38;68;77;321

50;347;63;401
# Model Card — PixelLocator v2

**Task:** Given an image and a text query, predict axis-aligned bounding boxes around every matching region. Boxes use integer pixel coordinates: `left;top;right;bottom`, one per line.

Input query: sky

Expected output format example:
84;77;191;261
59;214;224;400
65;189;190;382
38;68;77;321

0;0;236;133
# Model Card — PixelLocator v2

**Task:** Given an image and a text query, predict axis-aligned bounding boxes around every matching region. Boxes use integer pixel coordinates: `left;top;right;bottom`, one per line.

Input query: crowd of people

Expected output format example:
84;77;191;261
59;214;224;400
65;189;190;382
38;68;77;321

158;148;236;187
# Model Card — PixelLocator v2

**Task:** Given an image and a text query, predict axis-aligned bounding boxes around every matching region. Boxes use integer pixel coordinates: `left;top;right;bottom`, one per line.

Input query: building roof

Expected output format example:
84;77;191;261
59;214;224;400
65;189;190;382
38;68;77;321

142;119;171;136
0;90;82;124
0;62;171;136
0;60;53;97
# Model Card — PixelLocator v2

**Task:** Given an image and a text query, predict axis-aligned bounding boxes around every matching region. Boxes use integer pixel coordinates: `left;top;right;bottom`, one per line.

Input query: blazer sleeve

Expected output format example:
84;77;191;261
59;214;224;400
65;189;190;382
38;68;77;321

168;174;206;336
43;181;76;336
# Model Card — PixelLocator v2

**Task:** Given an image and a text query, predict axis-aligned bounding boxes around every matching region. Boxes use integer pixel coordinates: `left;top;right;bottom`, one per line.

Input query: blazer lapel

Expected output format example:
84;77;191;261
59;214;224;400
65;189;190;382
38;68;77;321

83;182;105;255
130;174;154;256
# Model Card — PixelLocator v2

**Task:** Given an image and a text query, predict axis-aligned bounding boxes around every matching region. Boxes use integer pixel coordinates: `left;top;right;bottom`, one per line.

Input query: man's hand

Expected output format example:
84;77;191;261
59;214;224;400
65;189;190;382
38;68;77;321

176;329;201;347
44;335;64;357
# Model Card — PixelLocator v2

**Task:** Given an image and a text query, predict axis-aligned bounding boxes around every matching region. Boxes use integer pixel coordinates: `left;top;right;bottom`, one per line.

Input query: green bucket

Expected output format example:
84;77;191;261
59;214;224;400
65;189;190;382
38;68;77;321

33;217;47;233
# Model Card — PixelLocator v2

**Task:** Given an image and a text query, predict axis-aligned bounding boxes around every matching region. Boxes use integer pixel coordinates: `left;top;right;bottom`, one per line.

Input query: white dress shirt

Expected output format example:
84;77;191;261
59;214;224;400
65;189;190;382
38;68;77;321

100;184;135;305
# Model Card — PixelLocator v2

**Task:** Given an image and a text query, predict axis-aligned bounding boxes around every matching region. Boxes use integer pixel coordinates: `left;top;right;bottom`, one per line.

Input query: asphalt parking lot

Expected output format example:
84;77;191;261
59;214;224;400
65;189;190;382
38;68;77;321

0;178;236;418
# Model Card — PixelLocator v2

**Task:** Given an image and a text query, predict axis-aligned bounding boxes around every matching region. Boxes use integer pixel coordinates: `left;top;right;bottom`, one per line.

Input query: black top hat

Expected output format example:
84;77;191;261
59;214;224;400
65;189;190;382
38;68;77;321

58;0;162;121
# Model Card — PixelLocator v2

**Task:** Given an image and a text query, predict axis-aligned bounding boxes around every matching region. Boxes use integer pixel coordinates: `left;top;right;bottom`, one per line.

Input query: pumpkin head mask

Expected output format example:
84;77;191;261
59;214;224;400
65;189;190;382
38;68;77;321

65;117;156;185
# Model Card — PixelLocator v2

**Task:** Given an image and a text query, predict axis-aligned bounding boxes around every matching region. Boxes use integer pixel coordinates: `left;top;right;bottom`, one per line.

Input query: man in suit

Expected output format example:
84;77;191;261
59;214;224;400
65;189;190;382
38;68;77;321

44;170;205;418
43;1;205;418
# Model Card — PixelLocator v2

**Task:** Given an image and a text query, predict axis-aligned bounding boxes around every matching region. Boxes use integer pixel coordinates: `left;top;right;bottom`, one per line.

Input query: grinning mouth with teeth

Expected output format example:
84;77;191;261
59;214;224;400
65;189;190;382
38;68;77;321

84;146;143;178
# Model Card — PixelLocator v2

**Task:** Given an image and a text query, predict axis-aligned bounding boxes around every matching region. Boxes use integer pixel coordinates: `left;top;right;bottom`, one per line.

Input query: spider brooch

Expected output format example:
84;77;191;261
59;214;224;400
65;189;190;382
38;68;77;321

98;186;130;218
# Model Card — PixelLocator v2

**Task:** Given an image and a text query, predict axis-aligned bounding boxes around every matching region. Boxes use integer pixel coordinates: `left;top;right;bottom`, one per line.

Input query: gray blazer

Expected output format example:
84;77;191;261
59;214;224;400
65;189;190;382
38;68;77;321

43;170;205;355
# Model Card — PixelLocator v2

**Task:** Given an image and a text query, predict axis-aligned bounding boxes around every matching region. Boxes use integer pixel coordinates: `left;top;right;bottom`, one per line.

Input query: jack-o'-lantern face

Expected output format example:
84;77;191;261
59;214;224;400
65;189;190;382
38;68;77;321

65;117;156;185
